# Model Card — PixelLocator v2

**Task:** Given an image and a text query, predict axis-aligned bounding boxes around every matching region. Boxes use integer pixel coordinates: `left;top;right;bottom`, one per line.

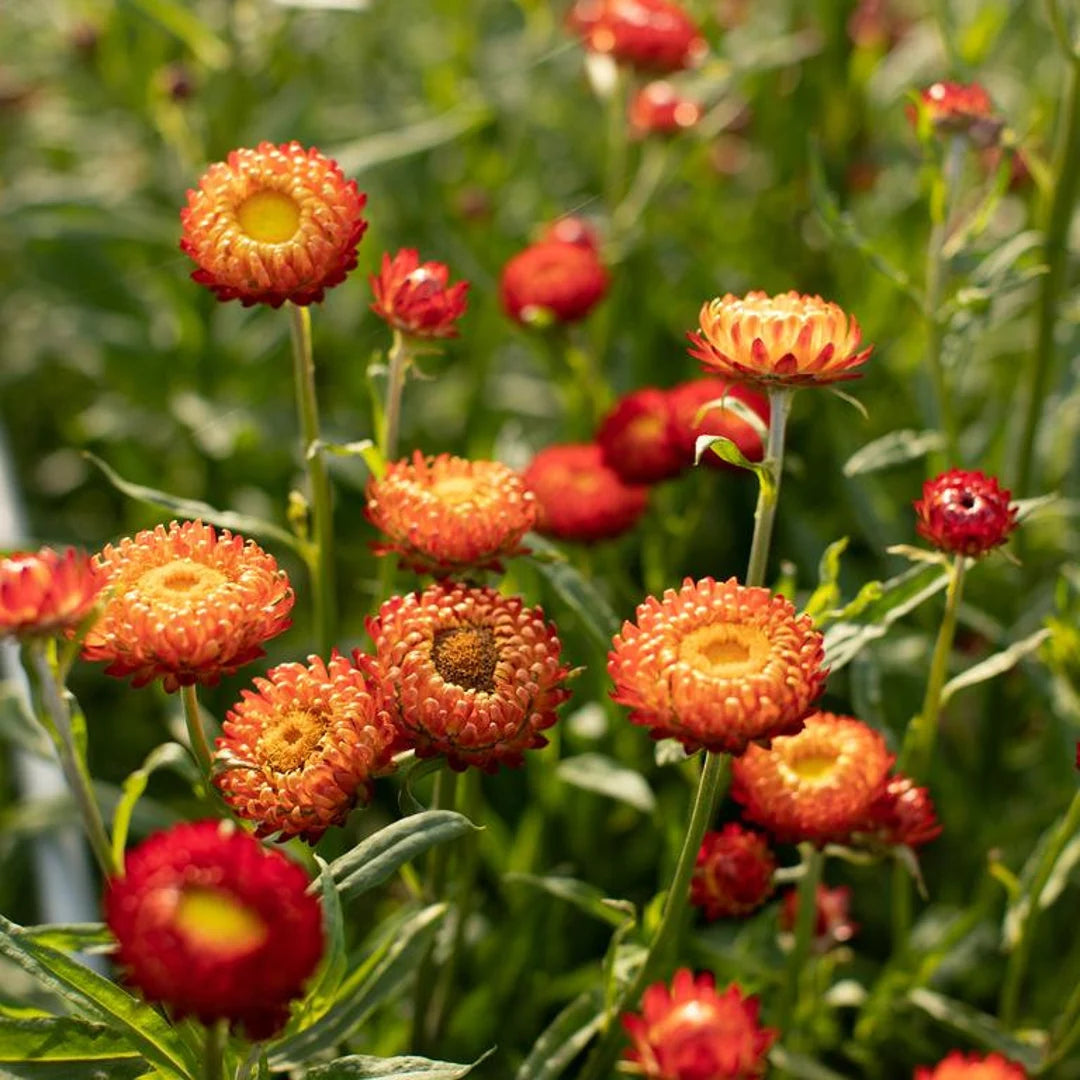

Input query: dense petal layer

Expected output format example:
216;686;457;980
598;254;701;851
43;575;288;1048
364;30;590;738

0;547;104;639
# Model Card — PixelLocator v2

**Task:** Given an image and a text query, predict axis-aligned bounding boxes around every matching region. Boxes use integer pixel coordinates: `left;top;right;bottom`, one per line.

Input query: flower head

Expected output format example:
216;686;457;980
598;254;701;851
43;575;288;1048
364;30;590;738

914;469;1018;557
731;711;894;845
597;388;685;484
500;241;609;325
367;582;570;772
688;291;873;389
854;772;941;851
0;547;104;640
609;577;826;755
568;0;707;73
82;520;294;692
105;819;323;1038
369;248;469;338
915;1051;1029;1080
366;452;537;575
665;378;768;470
779;884;857;951
691;824;776;920
180;141;367;307
540;216;602;251
622;969;776;1080
214;652;399;843
523;443;649;542
630;81;703;136
911;82;1003;147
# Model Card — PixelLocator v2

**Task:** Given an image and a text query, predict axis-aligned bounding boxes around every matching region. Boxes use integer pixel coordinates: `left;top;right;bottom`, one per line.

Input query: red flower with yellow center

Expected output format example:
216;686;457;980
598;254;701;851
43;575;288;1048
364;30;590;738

779;883;857;951
609;577;826;755
0;547;104;639
690;824;776;920
630;81;703;136
915;1051;1029;1080
597;388;685;484
500;240;609;326
369;248;469;338
688;291;873;389
914;469;1018;557
911;81;1003;147
622;969;776;1080
854;772;941;851
568;0;707;73
214;652;399;844
731;711;894;844
367;582;571;772
105;819;323;1039
523;443;649;542
366;452;537;575
665;378;769;470
82;520;294;692
180;141;367;308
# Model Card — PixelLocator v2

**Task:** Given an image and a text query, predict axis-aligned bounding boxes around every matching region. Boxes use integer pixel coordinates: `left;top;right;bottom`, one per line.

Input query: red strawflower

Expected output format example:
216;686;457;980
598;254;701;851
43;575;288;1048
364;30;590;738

0;547;104;640
540;216;602;252
82;520;294;692
691;824;776;920
367;582;571;772
105;819;323;1039
597;388;685;484
622;969;776;1079
523;443;649;542
854;772;942;850
180;141;367;307
629;80;703;136
911;81;1003;147
369;248;469;338
665;378;769;470
779;884;857;951
500;240;609;325
914;469;1018;557
914;1050;1029;1080
567;0;707;73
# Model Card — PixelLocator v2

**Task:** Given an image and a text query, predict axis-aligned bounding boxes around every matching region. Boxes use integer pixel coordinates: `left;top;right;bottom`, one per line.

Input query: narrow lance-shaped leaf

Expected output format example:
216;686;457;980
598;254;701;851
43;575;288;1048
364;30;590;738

0;1015;143;1065
556;753;656;814
515;988;606;1080
304;1051;492;1079
940;627;1051;706
504;872;635;929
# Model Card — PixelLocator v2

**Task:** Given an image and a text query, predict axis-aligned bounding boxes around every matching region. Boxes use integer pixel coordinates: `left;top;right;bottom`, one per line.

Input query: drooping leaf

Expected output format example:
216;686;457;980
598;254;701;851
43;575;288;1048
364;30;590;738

842;430;945;477
695;436;773;494
503;873;635;929
303;1051;491;1079
939;628;1051;705
555;753;655;814
514;988;605;1080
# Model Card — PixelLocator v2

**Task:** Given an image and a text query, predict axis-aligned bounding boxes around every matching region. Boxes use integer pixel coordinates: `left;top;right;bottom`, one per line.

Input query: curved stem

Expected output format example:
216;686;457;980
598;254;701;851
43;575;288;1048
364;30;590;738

181;683;214;780
778;843;825;1039
381;329;410;463
745;389;794;588
289;302;336;655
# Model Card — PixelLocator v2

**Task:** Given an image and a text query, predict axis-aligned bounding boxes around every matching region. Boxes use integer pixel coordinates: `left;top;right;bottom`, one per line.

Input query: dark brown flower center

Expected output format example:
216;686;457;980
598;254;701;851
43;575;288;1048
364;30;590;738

258;707;328;772
432;626;497;692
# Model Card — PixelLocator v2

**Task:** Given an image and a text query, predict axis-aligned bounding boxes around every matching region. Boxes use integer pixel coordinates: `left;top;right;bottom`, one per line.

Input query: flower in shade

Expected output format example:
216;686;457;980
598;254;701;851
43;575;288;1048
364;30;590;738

104;819;323;1039
500;241;609;326
665;378;769;470
82;520;294;692
731;711;894;845
366;452;537;575
540;216;602;251
567;0;707;73
523;443;649;542
688;291;873;389
854;772;941;851
691;824;776;920
367;582;570;772
915;1051;1029;1080
779;884;857;951
597;388;685;484
622;968;776;1080
180;141;367;308
609;577;826;755
0;547;104;640
369;248;469;338
630;81;703;137
214;652;399;843
914;469;1018;558
910;82;1003;148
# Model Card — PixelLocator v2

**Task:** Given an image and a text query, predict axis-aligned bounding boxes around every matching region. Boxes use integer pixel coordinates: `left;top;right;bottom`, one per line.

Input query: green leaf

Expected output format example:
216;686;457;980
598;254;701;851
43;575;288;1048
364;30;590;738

802;538;849;621
0;1062;147;1079
318;439;387;480
555;753;655;814
304;1052;491;1079
503;873;635;929
0;681;52;758
0;1015;142;1064
17;924;113;955
111;744;198;867
842;430;945;477
768;1047;853;1080
290;856;347;1031
514;988;605;1080
125;0;230;68
940;628;1051;705
694;436;772;493
326;811;477;903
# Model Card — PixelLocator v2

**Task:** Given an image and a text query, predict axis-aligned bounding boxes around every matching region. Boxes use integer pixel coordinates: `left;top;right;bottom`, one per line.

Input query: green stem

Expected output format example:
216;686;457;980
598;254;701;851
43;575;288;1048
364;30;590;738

603;66;631;213
181;683;214;780
202;1020;226;1080
1000;787;1080;1026
289;302;336;655
1047;974;1080;1070
745;388;794;588
890;855;914;952
779;844;826;1039
381;329;411;463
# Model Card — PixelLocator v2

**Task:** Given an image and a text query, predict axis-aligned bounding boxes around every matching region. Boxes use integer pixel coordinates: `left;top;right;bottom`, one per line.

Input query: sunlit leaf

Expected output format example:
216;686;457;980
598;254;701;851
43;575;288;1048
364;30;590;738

556;753;655;814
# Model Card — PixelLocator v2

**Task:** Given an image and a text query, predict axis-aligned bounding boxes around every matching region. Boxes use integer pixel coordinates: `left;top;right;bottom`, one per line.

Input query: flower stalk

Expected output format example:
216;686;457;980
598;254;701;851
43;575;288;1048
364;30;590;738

381;329;412;463
778;843;825;1040
181;683;214;781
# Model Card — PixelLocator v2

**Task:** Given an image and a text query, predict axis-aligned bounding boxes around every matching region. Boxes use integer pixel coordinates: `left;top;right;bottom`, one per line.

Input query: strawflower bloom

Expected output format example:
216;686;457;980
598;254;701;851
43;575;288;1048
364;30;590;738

180;141;367;307
609;577;826;755
523;443;649;542
105;819;323;1039
367;582;571;772
366;452;537;575
691;824;776;920
854;772;941;851
567;0;708;73
0;547;104;639
665;378;768;470
779;884;857;950
82;520;294;692
369;248;469;338
500;240;609;325
914;1051;1029;1080
629;81;703;136
597;387;685;484
688;290;873;389
731;711;893;845
622;968;776;1080
914;469;1018;558
911;81;1003;148
214;652;399;843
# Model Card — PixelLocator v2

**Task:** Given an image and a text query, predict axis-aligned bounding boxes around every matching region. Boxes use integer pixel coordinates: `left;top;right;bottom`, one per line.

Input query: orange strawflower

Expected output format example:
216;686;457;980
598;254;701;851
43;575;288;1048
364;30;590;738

214;652;399;843
691;824;776;920
180;141;367;307
609;577;826;755
665;378;768;470
622;969;776;1080
0;547;104;639
597;388;685;484
83;520;294;692
629;81;703;136
688;291;873;389
731;711;893;845
915;1051;1029;1080
500;241;610;325
914;469;1017;558
367;582;571;772
369;248;469;338
366;452;537;576
567;0;707;73
779;883;857;951
911;81;1003;147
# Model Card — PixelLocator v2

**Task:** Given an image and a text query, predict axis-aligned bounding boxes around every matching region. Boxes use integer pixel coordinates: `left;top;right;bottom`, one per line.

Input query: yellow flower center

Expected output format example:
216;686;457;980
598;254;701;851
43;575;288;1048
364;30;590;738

173;886;267;953
678;623;771;678
432;626;498;692
787;751;839;783
235;190;302;244
258;707;328;772
136;559;228;603
431;475;483;506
